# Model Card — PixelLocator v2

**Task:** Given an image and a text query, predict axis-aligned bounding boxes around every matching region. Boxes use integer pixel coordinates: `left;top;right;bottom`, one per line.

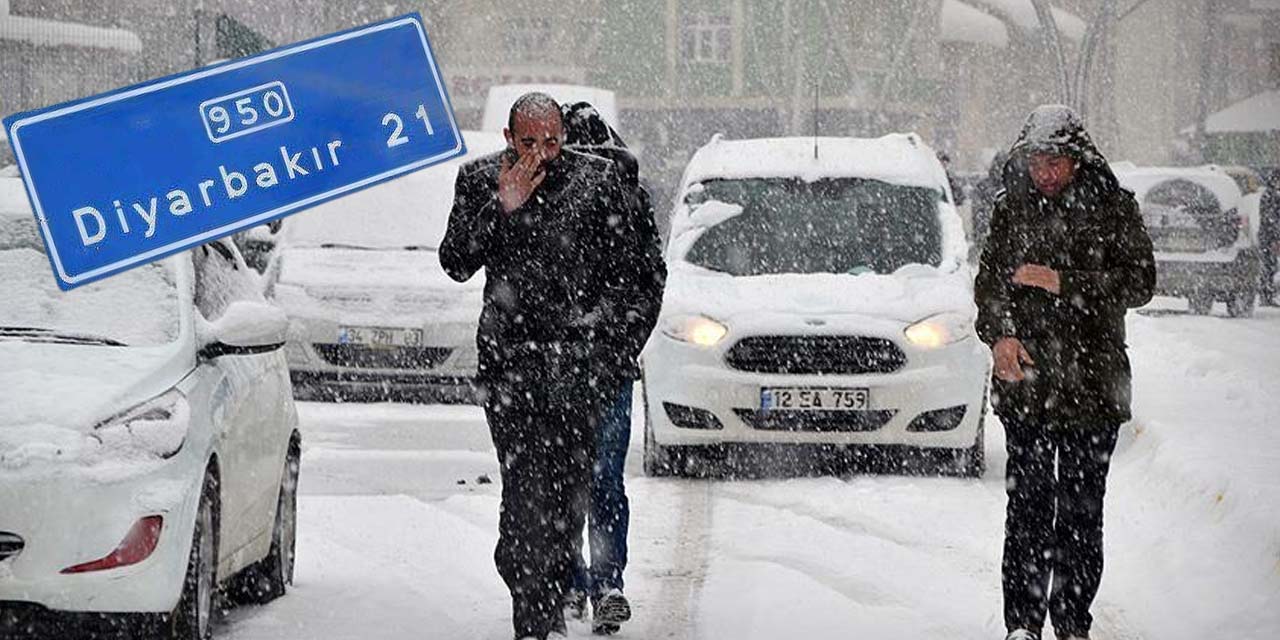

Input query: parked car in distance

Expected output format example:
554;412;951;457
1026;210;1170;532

1113;164;1261;316
264;131;507;403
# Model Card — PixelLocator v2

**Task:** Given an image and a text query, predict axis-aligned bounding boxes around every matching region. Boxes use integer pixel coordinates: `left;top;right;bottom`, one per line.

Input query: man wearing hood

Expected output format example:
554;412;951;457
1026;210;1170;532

440;93;663;640
558;101;665;636
975;106;1155;640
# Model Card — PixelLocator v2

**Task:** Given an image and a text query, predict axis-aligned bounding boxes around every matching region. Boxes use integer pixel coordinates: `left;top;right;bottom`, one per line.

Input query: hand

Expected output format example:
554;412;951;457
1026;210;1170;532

992;337;1034;383
1012;263;1061;295
497;151;547;213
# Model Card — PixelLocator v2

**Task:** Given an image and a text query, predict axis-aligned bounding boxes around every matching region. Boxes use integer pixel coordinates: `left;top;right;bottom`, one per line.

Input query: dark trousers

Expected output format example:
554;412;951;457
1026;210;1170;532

1003;418;1120;638
486;377;603;639
572;383;632;597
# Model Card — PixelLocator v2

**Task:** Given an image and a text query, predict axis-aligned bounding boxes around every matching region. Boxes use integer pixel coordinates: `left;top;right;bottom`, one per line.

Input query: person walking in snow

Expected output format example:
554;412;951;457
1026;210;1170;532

557;101;665;636
975;105;1155;640
439;92;663;640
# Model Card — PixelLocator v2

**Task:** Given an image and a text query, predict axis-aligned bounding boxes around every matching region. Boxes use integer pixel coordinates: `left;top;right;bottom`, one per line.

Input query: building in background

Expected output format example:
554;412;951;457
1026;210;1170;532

1;0;1276;191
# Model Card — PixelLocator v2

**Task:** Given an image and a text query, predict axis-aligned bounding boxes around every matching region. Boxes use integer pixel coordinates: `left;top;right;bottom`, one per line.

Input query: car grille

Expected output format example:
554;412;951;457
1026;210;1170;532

312;344;453;370
734;409;898;432
0;532;23;562
725;336;906;375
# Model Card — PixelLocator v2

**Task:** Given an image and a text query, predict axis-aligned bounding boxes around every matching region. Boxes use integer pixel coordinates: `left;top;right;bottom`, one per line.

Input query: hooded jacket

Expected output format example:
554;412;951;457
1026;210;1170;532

560;102;667;382
975;106;1156;425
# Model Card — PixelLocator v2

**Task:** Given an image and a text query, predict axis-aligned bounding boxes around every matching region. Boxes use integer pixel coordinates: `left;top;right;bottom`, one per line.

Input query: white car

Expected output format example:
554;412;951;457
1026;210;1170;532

265;131;507;402
1111;164;1261;316
0;179;300;639
481;84;618;133
642;134;990;477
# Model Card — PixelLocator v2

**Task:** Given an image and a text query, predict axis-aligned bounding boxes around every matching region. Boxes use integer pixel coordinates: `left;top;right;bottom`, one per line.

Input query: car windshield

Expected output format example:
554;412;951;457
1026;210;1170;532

683;177;943;276
285;162;461;250
1140;178;1238;252
0;207;180;347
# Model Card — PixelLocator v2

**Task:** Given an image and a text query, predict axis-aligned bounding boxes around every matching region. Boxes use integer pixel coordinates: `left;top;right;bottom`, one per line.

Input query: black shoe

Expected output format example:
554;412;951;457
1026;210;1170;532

591;589;631;635
563;588;588;621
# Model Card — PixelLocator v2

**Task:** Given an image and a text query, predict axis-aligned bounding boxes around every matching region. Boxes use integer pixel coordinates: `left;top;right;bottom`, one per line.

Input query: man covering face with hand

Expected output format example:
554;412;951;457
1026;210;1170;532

439;92;663;640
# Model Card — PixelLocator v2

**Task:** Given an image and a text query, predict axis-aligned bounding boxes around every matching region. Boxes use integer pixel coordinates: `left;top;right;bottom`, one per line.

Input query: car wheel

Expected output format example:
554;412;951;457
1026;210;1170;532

230;439;300;605
1227;289;1257;318
643;400;674;477
261;439;301;601
952;413;986;478
1188;294;1214;315
169;470;218;640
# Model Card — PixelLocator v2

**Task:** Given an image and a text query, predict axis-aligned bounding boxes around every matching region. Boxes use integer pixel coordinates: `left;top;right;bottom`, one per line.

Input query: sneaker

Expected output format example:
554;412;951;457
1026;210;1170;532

591;589;632;636
564;588;588;621
1005;631;1038;640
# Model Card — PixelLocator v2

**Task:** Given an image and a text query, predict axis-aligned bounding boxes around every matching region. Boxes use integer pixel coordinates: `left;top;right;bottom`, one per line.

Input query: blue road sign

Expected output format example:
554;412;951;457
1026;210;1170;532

3;13;464;290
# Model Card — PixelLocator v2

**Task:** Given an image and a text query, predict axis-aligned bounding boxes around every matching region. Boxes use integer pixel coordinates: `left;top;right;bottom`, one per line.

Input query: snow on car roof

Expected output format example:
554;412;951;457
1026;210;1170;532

970;0;1086;41
0;12;142;52
481;84;618;132
1112;164;1244;210
681;134;952;192
941;0;1010;48
1203;90;1279;134
284;130;507;248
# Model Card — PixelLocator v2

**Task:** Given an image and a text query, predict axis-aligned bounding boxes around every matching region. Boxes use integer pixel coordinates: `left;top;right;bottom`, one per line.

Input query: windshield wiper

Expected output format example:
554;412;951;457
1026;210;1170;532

403;245;437;251
0;327;126;346
319;243;375;250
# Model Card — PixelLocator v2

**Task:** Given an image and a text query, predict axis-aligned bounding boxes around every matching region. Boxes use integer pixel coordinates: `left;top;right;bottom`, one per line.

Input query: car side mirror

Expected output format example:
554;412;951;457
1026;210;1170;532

198;301;288;360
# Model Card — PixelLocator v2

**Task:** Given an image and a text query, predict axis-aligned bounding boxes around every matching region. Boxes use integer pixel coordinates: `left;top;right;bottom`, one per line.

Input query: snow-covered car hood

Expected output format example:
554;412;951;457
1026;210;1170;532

0;342;188;432
0;341;192;473
278;247;481;292
661;262;976;324
273;247;484;324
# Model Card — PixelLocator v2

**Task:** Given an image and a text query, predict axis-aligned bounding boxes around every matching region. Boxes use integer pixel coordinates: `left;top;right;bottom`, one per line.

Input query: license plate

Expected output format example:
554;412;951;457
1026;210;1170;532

761;387;870;411
338;326;423;348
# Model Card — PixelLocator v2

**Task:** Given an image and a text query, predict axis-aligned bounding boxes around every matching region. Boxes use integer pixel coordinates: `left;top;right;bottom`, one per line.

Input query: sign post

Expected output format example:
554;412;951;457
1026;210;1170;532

3;13;464;290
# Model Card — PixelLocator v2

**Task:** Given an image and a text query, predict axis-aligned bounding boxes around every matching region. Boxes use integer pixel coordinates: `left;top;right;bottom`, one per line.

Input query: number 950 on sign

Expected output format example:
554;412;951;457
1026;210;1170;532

200;81;295;143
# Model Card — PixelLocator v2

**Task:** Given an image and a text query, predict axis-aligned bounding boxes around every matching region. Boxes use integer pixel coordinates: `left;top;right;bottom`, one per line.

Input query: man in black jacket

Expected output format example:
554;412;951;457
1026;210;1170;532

439;92;663;640
975;106;1155;640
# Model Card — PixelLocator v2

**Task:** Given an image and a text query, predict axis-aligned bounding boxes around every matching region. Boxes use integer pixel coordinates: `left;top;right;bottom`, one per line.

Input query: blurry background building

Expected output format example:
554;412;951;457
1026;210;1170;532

1;0;1277;198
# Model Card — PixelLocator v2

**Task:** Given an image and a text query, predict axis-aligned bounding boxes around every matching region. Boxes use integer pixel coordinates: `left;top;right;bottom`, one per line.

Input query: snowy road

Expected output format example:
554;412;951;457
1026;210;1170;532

220;301;1280;640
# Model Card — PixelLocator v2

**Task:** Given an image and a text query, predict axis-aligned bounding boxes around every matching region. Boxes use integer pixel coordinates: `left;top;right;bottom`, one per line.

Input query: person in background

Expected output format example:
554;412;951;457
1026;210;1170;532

975;105;1155;640
557;101;666;636
439;92;662;640
970;150;1010;262
1257;167;1279;306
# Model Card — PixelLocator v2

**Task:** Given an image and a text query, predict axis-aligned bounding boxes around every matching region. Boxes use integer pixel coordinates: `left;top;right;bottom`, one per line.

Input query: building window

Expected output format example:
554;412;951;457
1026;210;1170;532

1271;43;1280;85
505;17;552;62
681;12;732;65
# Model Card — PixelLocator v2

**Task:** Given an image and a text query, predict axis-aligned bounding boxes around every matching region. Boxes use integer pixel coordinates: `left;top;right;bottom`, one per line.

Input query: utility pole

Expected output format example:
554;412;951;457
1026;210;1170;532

1194;0;1224;160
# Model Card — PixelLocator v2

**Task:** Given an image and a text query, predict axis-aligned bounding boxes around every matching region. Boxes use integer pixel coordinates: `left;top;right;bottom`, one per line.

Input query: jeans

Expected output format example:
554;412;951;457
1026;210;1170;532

1002;418;1120;638
572;383;632;597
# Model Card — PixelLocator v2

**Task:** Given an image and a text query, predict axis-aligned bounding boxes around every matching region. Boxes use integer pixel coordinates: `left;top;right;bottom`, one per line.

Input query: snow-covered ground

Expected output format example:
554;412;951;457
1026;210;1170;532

219;298;1280;640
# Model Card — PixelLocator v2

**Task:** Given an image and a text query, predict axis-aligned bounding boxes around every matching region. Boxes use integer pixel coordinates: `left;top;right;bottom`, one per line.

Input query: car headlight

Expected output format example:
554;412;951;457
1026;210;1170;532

92;389;190;459
662;314;729;347
904;312;973;349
